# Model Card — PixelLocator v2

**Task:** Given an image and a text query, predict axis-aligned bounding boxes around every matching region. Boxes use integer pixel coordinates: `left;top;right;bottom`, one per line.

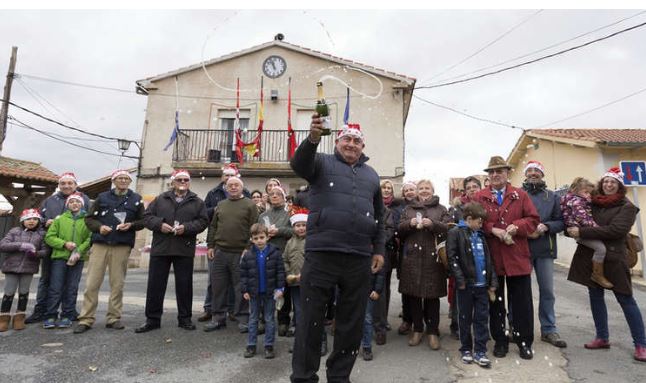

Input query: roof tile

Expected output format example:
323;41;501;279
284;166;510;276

0;156;60;184
530;129;646;144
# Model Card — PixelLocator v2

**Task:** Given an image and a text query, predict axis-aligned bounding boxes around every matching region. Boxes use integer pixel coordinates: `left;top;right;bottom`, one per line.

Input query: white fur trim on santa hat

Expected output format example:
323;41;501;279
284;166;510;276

111;169;132;181
523;160;545;175
59;172;77;183
222;163;240;176
337;123;364;142
66;193;85;207
290;213;308;226
171;169;191;181
603;167;625;185
20;208;42;222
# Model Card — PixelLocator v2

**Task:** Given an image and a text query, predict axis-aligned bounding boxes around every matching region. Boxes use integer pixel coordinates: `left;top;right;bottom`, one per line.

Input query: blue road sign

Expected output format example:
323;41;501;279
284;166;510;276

620;161;646;186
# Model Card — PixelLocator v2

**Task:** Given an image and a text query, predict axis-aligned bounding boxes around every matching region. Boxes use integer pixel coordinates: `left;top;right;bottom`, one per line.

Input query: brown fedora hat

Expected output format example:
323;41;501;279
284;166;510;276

484;156;512;172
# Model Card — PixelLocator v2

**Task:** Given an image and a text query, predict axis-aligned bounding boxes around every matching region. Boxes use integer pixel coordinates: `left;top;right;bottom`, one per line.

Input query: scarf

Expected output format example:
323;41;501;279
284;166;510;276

592;192;625;208
383;194;394;207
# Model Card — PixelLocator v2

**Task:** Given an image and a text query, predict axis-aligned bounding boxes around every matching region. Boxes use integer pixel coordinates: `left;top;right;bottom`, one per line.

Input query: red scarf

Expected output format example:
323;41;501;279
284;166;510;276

383;194;394;207
592;192;625;207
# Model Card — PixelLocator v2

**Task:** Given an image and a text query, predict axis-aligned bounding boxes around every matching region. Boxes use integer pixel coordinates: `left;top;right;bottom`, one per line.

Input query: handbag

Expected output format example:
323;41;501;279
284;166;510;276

435;239;448;270
625;233;643;269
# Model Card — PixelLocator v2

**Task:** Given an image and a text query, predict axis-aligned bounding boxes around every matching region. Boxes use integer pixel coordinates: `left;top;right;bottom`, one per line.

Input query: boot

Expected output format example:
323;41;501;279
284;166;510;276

12;312;26;331
428;334;440;350
591;261;614;289
409;332;423;346
0;314;9;332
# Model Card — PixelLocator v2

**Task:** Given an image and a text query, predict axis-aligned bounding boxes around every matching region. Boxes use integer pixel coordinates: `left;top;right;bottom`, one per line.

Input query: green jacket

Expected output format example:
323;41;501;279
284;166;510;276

45;210;92;261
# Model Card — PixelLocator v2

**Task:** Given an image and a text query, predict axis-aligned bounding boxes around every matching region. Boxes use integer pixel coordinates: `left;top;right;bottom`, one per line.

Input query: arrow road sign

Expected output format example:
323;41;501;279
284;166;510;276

621;161;646;187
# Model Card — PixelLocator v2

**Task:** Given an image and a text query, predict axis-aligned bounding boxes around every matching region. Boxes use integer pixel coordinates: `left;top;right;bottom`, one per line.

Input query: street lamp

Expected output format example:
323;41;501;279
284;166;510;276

116;138;142;175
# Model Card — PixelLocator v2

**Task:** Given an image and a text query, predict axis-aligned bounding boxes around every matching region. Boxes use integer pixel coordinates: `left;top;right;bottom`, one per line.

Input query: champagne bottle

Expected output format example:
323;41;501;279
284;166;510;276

315;81;331;136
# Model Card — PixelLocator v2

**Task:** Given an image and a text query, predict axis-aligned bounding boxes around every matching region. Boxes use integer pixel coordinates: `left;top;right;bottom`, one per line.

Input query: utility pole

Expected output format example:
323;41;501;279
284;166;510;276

0;46;18;153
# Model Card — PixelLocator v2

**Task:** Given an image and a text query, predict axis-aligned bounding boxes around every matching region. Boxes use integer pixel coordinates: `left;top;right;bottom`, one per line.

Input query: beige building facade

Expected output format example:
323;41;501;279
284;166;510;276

131;38;415;266
507;129;646;276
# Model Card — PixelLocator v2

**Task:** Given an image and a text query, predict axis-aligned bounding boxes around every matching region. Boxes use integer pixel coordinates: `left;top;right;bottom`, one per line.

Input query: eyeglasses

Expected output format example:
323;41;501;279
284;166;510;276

174;178;190;183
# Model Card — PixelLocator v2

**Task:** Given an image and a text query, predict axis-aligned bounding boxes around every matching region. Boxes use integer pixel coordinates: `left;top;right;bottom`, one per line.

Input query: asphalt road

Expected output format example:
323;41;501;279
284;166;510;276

1;265;645;383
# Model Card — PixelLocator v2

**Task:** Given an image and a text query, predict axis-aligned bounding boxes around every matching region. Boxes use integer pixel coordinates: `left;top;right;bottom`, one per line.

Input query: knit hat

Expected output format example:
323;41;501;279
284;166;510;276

337;123;364;142
59;172;77;183
222;163;240;177
523;160;545;175
20;208;42;222
111;169;132;181
290;206;309;226
66;193;85;207
603;166;625;185
170;169;191;181
401;180;417;190
269;186;287;200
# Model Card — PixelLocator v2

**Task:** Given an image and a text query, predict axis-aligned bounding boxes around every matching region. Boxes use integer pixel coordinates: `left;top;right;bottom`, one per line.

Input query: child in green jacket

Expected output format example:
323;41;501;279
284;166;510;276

43;193;91;329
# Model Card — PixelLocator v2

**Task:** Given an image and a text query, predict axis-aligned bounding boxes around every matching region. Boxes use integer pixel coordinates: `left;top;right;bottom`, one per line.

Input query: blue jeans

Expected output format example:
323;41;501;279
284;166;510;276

45;259;84;319
588;287;646;347
361;298;376;348
532;257;557;335
248;293;276;347
457;286;490;353
291;286;301;327
33;254;52;315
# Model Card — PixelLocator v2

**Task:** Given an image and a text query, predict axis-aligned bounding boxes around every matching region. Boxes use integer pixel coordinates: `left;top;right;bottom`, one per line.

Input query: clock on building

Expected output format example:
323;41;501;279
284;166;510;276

262;55;287;78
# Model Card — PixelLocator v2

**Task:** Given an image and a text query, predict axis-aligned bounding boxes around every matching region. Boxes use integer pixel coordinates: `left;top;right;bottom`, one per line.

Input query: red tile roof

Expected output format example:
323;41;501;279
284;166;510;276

0;156;59;184
530;129;646;144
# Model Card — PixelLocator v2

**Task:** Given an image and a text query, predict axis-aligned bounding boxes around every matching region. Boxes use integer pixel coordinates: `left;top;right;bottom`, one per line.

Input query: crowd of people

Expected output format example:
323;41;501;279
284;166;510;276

1;115;646;383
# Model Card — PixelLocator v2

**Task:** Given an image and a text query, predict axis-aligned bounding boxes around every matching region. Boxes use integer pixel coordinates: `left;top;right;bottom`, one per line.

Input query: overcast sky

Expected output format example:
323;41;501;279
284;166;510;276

1;9;644;203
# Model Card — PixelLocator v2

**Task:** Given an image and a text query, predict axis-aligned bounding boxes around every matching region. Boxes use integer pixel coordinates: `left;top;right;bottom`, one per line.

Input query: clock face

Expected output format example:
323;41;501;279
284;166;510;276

262;55;287;78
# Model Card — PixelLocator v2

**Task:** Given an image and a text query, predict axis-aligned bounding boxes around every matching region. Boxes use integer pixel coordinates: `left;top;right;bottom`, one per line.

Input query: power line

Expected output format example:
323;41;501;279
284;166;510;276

415;20;646;90
535;84;646;128
425;10;646;86
422;9;543;83
412;94;524;131
7;116;138;160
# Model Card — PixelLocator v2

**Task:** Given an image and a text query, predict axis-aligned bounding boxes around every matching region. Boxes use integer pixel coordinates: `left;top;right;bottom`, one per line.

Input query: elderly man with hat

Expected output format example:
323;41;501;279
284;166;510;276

476;156;539;360
73;170;146;333
521;161;567;348
135;170;209;333
289;118;385;383
26;172;90;324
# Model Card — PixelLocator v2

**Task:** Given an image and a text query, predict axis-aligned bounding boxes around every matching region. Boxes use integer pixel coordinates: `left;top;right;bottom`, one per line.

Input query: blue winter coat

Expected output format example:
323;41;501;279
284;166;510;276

240;244;286;298
523;182;565;259
290;139;385;257
40;191;91;223
85;189;145;247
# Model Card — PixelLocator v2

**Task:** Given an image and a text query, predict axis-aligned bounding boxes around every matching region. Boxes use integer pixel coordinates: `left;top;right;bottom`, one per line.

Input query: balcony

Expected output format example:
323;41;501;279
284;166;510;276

173;129;339;175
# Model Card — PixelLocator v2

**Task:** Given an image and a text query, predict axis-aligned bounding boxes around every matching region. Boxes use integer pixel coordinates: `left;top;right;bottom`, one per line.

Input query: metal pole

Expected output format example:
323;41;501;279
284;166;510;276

631;187;646;278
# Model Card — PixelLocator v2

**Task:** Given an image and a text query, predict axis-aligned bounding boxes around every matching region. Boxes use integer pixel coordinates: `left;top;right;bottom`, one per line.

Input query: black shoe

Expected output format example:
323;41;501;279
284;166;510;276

320;341;328;356
362;347;373;361
264;346;275;359
178;321;196;331
106;320;125;330
244;346;256;358
493;342;508;358
73;324;92;334
134;322;160;333
519;345;533;360
204;320;226;332
24;312;43;324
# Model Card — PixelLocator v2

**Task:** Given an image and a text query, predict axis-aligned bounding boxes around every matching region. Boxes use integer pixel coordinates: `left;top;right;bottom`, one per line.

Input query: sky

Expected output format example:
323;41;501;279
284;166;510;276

1;8;645;203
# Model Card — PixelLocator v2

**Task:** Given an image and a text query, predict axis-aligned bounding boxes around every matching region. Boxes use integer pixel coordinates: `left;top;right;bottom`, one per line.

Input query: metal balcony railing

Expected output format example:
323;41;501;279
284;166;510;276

173;129;339;163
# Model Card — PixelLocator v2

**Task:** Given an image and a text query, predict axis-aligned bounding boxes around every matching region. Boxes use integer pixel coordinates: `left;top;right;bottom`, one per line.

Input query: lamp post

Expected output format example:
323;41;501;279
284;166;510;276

117;138;142;175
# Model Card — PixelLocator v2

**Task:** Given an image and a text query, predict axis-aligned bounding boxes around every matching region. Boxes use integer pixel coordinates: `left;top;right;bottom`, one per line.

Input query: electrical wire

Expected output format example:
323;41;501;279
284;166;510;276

425;10;646;86
412;94;524;131
422;9;543;83
535;85;646;128
7;116;138;160
415;20;646;90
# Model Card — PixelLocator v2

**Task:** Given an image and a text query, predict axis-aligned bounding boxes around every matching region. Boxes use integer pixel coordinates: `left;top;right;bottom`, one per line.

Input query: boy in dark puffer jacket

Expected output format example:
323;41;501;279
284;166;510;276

240;223;286;359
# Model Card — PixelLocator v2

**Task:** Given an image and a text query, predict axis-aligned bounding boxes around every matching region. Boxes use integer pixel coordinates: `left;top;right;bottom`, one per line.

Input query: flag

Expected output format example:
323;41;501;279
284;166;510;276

287;77;297;159
163;110;180;151
343;87;350;125
235;77;264;164
233;78;243;163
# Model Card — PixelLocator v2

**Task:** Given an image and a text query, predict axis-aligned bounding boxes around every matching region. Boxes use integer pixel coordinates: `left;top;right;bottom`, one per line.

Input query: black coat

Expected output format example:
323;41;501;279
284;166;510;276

523;183;565;260
85;189;145;247
447;225;498;289
143;190;209;257
240;244;286;298
290;139;385;257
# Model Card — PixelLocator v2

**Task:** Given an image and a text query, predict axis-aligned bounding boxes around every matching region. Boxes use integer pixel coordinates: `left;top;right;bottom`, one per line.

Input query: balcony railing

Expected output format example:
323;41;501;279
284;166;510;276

173;129;339;163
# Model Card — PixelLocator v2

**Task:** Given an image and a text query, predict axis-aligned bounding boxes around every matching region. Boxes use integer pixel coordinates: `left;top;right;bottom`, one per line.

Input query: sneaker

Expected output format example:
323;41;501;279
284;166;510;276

264;346;275;359
57;318;72;328
461;350;473;364
473;352;491;368
203;320;226;332
362;347;373;361
244;346;256;358
541;332;567;348
106;320;125;330
635;345;646;362
74;324;92;334
43;318;56;329
25;312;44;324
238;322;249;333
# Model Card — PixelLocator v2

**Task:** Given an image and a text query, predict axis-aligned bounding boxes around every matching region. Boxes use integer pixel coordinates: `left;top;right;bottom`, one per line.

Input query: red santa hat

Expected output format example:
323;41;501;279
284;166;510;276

290;206;309;226
222;163;240;177
170;169;191;181
523;160;545;175
20;208;42;222
337;123;364;142
111;169;132;181
59;172;77;183
66;192;85;207
603;166;625;185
